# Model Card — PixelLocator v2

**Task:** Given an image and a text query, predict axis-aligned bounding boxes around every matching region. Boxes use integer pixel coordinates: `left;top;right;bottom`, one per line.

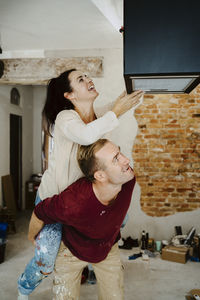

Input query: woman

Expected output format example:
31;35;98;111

18;69;143;299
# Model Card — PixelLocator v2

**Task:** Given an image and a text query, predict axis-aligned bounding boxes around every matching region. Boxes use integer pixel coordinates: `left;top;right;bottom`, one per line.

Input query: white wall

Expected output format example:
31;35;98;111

32;86;46;174
0;84;33;208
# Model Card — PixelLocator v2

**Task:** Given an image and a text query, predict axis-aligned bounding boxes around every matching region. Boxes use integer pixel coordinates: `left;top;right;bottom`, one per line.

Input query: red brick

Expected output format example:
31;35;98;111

134;88;200;217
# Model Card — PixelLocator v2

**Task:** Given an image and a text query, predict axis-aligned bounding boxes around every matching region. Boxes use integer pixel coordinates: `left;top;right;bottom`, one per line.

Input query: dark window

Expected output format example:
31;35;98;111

10;87;20;105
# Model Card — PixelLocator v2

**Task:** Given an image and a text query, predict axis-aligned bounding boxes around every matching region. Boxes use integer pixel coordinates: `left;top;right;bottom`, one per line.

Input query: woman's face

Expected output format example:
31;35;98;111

68;70;99;102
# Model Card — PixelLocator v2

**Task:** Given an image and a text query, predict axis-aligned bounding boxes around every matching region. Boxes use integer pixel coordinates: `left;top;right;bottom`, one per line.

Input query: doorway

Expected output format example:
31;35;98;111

10;114;22;210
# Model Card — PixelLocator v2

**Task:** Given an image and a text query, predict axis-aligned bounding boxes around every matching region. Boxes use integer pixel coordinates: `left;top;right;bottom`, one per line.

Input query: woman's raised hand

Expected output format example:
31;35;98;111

112;90;144;117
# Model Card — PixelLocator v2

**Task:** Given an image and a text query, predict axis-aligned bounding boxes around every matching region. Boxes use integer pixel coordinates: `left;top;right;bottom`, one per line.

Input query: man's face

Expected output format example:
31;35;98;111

95;141;134;185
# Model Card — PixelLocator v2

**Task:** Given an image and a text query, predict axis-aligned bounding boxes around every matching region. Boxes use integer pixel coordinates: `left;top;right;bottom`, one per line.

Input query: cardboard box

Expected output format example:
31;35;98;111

161;245;189;264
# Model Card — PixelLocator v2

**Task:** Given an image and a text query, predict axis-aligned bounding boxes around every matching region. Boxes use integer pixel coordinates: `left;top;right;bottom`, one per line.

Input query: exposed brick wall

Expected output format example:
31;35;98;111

133;85;200;217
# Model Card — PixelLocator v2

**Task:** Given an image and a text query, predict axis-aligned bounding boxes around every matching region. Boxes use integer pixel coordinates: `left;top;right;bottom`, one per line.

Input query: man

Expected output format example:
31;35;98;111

28;139;136;299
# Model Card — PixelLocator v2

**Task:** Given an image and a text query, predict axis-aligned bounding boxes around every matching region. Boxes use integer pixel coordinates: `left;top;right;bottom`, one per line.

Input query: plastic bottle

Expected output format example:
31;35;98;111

145;232;149;249
141;230;146;250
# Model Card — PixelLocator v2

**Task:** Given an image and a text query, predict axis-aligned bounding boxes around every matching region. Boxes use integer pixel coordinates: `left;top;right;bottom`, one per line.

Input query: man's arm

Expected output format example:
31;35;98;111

34;187;79;226
28;211;44;244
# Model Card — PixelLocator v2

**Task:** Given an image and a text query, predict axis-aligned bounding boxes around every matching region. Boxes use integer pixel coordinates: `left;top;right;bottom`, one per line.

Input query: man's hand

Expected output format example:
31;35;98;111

28;211;44;246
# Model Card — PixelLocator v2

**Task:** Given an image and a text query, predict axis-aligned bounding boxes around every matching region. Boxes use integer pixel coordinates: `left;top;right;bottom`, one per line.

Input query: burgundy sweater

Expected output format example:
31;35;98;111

34;177;136;263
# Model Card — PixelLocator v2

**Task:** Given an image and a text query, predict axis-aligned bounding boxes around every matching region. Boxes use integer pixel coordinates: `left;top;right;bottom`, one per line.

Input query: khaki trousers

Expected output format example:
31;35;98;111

53;242;124;300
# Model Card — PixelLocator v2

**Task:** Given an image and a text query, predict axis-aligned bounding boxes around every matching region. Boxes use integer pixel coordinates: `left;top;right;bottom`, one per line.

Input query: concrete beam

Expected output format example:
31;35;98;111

0;57;103;85
91;0;122;31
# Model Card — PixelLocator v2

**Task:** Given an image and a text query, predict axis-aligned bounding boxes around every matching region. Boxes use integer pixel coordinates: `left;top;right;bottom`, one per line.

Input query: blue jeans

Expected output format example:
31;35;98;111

18;193;62;295
121;213;129;228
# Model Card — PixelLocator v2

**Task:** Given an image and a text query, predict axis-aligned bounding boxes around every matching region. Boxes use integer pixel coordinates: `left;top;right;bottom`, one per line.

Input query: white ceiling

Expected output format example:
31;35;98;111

0;0;123;58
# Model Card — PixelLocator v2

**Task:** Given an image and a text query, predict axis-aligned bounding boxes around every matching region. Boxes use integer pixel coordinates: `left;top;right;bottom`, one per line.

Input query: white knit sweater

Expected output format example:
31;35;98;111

38;109;119;200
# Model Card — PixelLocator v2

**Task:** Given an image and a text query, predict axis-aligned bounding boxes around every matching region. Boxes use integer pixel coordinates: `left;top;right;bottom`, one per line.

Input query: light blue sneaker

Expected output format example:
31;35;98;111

17;291;29;300
87;269;96;284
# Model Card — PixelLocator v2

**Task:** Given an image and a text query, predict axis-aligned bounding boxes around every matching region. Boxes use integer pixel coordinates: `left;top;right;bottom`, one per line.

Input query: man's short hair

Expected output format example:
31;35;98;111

77;139;108;182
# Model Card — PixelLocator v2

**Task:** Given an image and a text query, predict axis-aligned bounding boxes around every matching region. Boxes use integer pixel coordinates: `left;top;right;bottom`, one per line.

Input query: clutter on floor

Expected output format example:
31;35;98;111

1;175;17;233
0;222;8;263
120;226;200;300
121;225;200;264
162;245;189;264
0;207;16;234
119;236;139;249
185;289;200;300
